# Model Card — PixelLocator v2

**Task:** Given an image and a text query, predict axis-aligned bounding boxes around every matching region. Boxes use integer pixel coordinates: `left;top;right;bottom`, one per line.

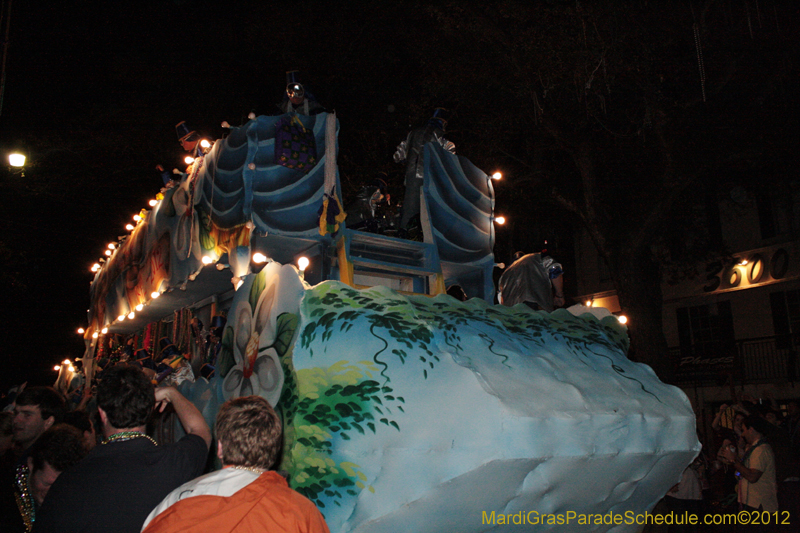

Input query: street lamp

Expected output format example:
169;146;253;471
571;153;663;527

8;153;25;167
8;153;26;176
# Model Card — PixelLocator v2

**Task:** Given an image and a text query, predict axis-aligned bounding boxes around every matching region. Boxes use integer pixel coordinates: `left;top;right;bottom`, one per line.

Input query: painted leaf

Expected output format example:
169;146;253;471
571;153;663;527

249;269;266;311
274;312;299;356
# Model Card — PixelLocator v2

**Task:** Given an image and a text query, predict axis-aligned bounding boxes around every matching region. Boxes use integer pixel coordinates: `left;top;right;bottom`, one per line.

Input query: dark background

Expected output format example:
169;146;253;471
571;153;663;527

0;0;494;389
1;0;797;389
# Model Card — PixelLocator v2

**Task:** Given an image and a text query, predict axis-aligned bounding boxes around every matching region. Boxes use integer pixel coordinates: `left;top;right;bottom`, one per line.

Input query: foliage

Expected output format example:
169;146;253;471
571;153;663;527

278;360;391;509
284;280;642;510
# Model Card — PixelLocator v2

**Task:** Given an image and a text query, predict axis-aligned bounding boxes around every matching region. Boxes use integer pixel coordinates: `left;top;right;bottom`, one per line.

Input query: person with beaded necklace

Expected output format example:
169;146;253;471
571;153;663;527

33;364;211;533
3;424;85;533
142;395;329;533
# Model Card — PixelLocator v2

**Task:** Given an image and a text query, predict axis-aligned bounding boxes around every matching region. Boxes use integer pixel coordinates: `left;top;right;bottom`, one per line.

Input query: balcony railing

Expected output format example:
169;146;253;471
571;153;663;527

670;335;800;385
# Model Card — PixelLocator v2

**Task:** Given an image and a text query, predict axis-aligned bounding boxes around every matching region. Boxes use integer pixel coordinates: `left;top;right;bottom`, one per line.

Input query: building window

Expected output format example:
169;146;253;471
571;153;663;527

757;190;791;241
770;289;800;349
676;301;735;357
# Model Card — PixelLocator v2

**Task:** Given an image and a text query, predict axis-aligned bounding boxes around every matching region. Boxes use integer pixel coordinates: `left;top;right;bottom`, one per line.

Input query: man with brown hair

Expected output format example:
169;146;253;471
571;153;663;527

142;395;328;533
34;365;211;533
11;387;66;457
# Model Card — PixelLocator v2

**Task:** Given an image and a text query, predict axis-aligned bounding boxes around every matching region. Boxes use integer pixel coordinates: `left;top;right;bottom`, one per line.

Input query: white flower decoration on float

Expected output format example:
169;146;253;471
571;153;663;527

222;262;304;407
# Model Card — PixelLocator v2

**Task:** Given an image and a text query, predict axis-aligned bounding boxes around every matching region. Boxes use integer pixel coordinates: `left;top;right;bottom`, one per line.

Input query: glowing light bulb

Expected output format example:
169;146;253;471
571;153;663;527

185;156;195;165
104;250;112;256
618;315;628;324
133;214;142;222
53;365;61;371
491;171;502;180
135;304;144;311
149;199;158;207
200;139;211;149
101;327;108;334
118;315;125;321
9;153;26;167
63;359;70;365
108;243;116;250
151;291;160;299
91;264;100;272
92;332;99;339
585;300;593;307
77;327;85;334
128;312;135;319
202;256;213;265
494;216;506;225
298;256;310;271
68;366;75;372
252;252;268;264
126;224;135;231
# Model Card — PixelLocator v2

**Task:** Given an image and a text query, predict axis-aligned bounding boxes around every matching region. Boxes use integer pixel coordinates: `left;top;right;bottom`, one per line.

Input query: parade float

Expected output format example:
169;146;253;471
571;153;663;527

79;111;700;532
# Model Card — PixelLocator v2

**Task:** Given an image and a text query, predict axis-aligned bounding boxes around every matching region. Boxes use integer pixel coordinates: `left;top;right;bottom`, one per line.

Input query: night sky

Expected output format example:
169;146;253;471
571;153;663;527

0;0;468;389
1;1;797;389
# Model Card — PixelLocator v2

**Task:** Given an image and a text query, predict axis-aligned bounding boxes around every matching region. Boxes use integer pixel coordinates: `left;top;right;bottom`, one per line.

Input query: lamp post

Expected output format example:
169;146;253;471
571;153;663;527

7;152;25;176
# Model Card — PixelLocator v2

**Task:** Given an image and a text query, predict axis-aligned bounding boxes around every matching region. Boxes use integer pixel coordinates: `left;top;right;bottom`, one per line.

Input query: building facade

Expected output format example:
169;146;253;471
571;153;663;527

574;181;800;436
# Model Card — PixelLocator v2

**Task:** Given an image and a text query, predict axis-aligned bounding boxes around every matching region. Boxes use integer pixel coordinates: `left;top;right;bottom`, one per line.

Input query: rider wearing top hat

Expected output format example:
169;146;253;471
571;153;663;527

279;70;324;116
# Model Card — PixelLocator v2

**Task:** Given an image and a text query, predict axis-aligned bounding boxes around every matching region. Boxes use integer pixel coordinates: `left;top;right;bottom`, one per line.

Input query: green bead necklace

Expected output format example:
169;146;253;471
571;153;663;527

102;431;158;446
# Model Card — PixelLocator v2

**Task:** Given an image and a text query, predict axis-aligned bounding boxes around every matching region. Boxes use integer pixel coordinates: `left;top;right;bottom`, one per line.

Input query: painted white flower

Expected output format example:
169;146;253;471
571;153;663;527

222;281;284;406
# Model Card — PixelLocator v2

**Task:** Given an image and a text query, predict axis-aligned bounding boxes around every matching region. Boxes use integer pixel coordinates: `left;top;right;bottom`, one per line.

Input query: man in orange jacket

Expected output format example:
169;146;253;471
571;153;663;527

142;395;329;533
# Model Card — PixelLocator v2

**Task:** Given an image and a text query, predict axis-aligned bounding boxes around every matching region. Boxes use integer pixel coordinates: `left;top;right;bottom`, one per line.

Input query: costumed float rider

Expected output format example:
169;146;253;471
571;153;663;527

155;121;204;186
497;247;565;312
344;175;392;233
176;121;203;158
393;108;455;236
279;70;324;116
199;315;226;380
153;338;194;387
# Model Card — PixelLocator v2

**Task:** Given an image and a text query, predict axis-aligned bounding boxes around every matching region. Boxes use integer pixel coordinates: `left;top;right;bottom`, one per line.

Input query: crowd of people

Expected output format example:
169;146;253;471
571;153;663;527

0;364;329;532
651;394;800;533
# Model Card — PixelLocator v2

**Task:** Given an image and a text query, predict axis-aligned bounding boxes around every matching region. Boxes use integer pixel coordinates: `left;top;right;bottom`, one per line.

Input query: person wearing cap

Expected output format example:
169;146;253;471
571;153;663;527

497;248;565;312
154;339;194;387
393;108;456;233
279;70;324;116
